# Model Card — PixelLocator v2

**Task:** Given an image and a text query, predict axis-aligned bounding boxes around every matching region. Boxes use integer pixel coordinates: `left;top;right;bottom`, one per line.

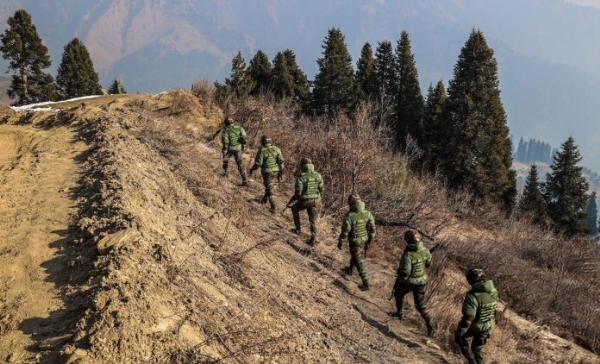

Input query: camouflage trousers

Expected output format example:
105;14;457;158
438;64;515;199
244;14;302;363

261;171;278;210
223;151;247;181
347;245;368;285
291;199;319;235
393;282;427;315
456;329;491;364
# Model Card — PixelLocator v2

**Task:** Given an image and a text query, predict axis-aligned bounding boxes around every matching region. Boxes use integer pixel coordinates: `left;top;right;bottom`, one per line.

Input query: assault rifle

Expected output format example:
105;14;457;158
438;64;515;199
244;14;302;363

282;195;298;213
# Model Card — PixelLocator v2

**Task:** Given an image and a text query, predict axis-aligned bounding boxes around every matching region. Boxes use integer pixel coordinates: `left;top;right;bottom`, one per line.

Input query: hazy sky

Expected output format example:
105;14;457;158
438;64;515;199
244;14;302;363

564;0;600;7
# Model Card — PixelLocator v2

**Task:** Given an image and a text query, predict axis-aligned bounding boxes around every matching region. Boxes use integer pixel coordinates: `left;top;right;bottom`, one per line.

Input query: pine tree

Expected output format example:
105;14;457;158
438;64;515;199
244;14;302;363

0;9;56;105
355;42;377;102
515;137;526;161
271;51;294;98
584;192;598;234
214;51;255;102
543;137;589;237
312;28;356;118
282;49;311;112
394;30;425;151
443;29;516;208
422;80;447;167
248;50;272;95
519;165;549;226
373;40;397;125
56;37;103;100
108;78;126;94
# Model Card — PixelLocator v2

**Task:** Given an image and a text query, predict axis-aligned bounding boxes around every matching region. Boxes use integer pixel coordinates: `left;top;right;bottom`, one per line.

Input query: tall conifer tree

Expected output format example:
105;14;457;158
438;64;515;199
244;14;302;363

282;49;311;111
248;50;272;95
56;37;102;100
443;29;515;207
422;80;447;167
373;40;396;125
214;51;255;102
355;42;377;102
519;164;548;226
271;51;294;98
543;137;589;236
312;28;356;118
584;191;598;234
394;31;425;151
0;9;56;105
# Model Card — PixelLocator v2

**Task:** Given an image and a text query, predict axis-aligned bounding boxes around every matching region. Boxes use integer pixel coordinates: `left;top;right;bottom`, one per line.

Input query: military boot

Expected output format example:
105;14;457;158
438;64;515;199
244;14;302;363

423;314;434;337
290;228;301;235
359;278;370;291
307;235;316;246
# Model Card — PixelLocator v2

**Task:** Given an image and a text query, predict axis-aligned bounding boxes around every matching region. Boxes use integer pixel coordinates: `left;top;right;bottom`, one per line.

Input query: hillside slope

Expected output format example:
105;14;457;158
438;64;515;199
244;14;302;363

0;92;598;363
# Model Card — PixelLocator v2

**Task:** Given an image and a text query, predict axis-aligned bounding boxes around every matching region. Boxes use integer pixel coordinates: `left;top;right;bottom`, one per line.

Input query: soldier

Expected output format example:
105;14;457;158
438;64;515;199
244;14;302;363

389;229;434;336
337;194;376;291
221;117;248;185
249;135;284;214
287;158;323;246
454;268;499;364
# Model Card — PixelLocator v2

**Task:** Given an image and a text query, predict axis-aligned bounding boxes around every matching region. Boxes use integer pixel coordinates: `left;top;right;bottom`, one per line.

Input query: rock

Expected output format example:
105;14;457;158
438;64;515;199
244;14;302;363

97;228;141;255
38;334;73;351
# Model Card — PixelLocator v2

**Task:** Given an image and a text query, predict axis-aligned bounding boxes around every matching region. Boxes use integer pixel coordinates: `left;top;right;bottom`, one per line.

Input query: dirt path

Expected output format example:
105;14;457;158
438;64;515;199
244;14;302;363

0;124;87;362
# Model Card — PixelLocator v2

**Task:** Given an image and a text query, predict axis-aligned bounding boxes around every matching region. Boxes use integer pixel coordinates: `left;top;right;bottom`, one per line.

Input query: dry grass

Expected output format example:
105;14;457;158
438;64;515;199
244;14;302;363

133;89;600;356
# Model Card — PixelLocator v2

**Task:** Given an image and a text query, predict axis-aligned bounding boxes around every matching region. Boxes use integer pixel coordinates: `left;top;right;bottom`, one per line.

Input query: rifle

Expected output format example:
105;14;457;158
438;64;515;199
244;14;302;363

282;196;297;213
375;216;435;241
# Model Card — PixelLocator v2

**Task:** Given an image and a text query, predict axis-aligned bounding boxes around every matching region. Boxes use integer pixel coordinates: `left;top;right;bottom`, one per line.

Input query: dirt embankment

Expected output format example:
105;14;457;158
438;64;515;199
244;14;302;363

0;92;598;364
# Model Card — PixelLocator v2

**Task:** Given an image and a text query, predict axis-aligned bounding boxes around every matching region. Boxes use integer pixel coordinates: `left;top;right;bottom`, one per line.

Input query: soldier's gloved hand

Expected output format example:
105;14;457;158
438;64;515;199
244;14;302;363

337;240;343;250
277;170;283;181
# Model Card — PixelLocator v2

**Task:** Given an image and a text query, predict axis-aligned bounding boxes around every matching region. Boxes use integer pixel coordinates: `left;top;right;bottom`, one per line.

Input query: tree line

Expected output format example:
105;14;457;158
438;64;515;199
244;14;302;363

0;9;126;106
2;9;594;238
217;27;596;237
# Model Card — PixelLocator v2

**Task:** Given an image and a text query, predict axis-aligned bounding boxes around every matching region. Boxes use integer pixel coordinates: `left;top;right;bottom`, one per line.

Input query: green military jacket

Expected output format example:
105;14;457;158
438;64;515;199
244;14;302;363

339;201;376;246
252;143;284;173
397;241;432;285
295;163;323;201
461;280;499;333
221;123;246;154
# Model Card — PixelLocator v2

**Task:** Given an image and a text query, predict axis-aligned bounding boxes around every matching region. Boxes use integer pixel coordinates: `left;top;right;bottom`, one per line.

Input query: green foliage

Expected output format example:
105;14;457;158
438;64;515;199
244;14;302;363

373;40;396;124
519;165;549;226
215;51;256;104
442;29;515;208
282;49;311;113
585;191;598;234
543;137;589;237
0;9;56;105
56;37;103;99
248;50;272;95
271;51;294;98
108;78;126;94
422;80;447;166
312;28;356;118
394;30;425;152
355;42;377;102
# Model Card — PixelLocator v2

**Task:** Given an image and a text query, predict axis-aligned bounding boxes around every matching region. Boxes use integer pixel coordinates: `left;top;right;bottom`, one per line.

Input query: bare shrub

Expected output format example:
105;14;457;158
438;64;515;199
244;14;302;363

191;78;215;104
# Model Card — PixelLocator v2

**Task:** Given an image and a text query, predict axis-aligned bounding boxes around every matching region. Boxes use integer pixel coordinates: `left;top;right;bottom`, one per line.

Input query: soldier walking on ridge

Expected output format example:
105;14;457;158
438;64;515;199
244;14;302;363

454;268;499;364
221;117;248;186
337;194;376;291
389;229;434;336
249;135;284;214
287;158;323;246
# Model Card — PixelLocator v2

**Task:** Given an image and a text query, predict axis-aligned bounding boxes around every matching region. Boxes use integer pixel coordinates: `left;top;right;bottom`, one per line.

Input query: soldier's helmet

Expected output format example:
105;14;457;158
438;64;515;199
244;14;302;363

466;268;486;285
404;229;421;244
224;117;233;125
347;194;361;205
300;157;312;165
260;135;271;145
